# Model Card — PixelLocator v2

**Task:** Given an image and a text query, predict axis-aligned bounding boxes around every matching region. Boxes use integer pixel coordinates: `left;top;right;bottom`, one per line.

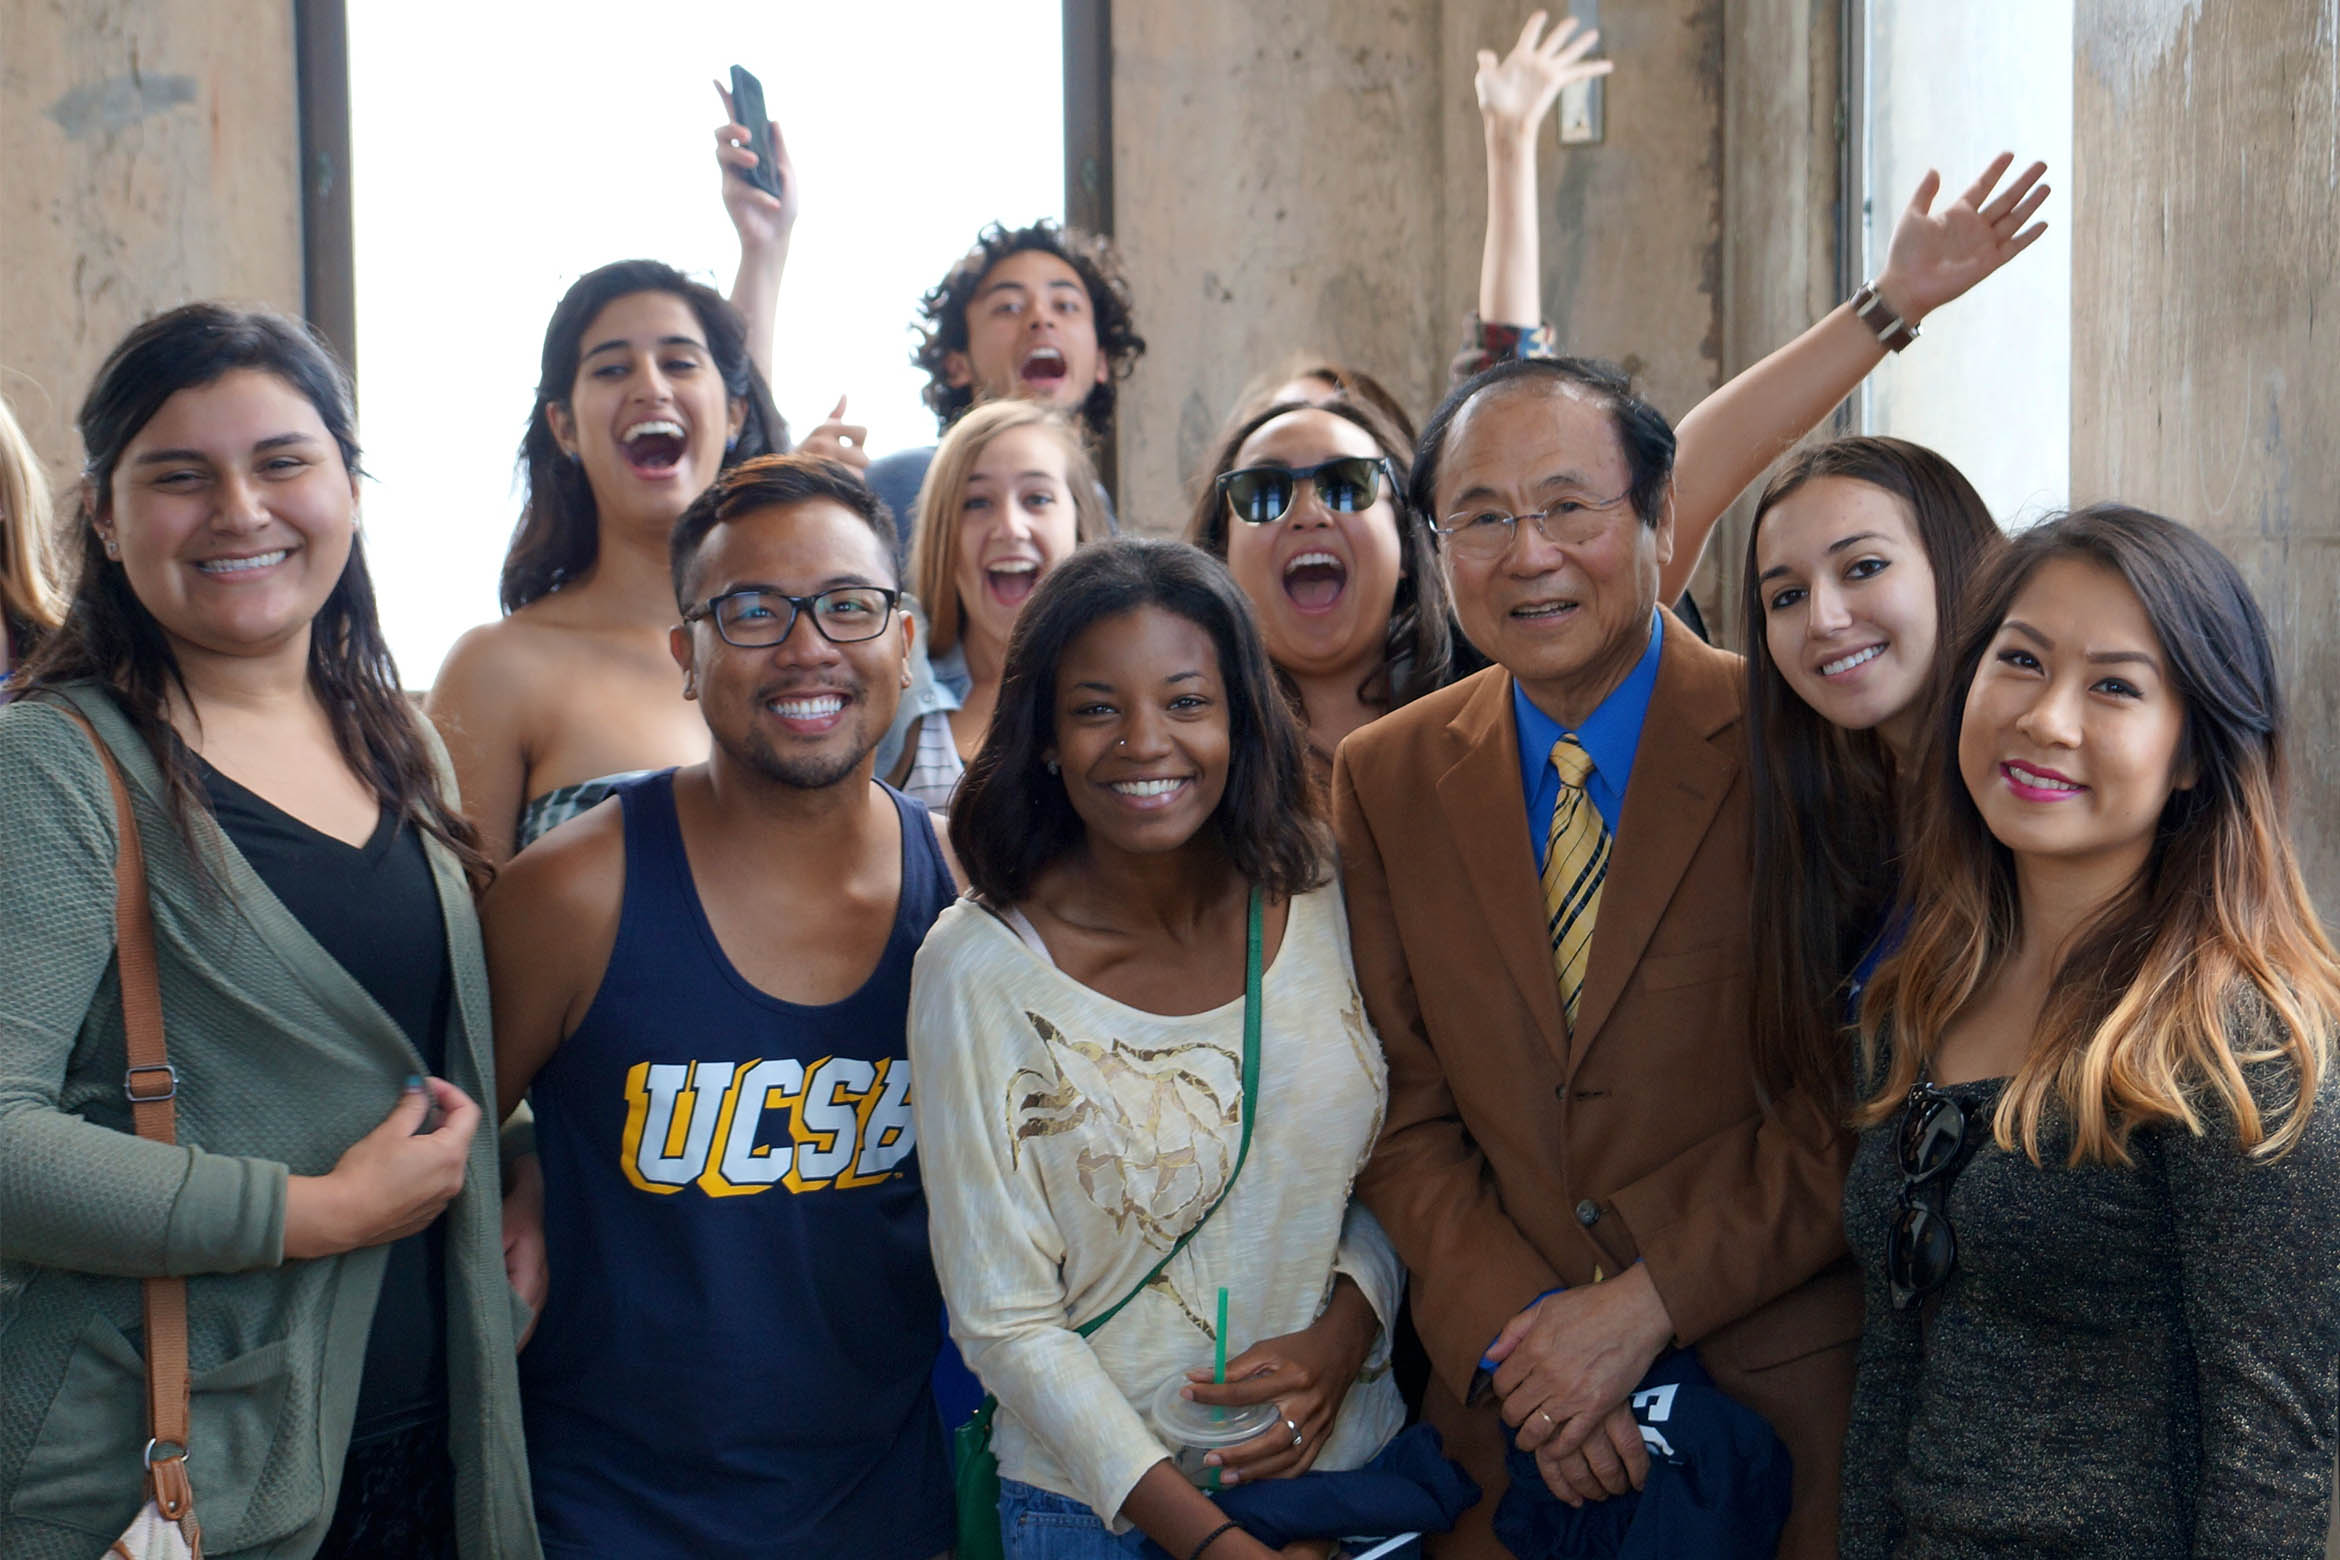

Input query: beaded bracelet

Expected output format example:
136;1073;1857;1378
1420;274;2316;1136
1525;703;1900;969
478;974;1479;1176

1188;1518;1242;1560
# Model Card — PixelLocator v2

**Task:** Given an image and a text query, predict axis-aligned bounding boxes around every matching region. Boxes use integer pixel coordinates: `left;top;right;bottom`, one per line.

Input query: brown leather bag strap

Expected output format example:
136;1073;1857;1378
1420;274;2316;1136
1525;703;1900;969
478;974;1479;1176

54;706;195;1490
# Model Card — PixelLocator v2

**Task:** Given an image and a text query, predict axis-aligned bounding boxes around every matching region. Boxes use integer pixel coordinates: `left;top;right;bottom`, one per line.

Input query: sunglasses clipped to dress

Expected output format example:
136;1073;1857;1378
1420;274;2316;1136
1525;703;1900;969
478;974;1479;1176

1887;1077;1972;1311
1217;456;1395;526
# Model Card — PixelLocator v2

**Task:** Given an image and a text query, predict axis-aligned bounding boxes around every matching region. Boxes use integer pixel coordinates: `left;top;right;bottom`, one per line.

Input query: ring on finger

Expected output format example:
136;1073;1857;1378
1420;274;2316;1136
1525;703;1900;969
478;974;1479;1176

1282;1412;1304;1448
1536;1408;1557;1428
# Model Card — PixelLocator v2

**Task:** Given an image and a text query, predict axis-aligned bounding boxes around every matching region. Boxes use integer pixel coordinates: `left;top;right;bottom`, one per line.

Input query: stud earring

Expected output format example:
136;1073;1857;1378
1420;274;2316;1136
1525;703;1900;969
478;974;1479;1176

102;536;120;559
1044;758;1060;775
725;432;739;454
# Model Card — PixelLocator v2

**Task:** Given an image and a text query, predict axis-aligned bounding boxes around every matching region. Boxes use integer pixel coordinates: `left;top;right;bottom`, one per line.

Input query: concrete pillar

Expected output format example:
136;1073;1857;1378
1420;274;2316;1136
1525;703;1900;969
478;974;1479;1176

2070;0;2340;911
1107;0;1728;532
0;0;303;491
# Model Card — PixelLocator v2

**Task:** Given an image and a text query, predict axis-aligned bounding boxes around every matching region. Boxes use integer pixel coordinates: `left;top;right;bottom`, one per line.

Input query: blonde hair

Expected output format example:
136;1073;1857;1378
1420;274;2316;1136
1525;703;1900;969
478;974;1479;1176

1857;506;2340;1166
0;394;68;635
909;402;1106;656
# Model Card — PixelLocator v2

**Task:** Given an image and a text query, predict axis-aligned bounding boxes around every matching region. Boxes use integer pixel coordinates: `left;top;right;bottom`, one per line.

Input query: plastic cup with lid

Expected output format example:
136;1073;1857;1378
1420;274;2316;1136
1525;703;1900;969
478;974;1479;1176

1151;1373;1281;1484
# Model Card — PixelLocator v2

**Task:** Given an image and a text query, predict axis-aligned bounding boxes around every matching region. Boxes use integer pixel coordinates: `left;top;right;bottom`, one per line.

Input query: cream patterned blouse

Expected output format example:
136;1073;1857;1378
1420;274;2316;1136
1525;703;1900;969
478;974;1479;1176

908;881;1406;1526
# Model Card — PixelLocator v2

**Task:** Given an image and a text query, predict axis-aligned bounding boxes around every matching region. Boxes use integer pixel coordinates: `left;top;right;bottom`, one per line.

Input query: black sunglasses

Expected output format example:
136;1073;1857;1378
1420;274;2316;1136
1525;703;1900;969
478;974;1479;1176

1887;1080;1970;1311
1216;455;1394;526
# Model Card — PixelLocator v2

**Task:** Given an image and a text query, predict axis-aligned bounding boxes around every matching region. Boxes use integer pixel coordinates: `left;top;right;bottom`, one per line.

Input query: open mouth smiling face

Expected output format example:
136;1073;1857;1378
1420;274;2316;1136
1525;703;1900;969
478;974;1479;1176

954;423;1083;652
1221;408;1406;681
1018;344;1069;393
618;417;689;479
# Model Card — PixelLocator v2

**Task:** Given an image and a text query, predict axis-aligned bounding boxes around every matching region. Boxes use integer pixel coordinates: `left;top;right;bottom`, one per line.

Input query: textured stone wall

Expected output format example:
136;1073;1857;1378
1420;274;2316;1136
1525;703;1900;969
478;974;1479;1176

2071;0;2340;910
0;0;303;492
1109;0;1733;549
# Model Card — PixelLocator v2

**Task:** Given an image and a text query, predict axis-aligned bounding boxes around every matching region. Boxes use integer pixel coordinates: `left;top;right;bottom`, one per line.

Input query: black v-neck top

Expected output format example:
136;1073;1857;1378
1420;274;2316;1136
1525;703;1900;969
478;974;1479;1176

200;760;453;1442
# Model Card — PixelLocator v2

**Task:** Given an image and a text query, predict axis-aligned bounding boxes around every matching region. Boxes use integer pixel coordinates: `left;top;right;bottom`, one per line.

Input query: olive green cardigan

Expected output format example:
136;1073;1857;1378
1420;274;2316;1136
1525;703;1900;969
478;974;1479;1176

0;686;539;1559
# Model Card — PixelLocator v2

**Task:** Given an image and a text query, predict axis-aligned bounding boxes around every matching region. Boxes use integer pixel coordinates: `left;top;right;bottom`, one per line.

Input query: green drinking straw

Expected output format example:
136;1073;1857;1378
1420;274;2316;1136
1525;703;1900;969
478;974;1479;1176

1207;1285;1230;1490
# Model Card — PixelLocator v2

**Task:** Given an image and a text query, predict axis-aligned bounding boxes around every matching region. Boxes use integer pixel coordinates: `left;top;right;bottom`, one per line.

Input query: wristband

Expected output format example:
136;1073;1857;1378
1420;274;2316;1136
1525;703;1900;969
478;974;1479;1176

1189;1518;1242;1560
1852;279;1919;352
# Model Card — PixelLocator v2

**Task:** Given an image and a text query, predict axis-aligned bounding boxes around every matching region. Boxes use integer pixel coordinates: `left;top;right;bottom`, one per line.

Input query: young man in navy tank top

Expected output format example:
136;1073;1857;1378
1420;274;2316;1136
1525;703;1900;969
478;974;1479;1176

483;455;957;1560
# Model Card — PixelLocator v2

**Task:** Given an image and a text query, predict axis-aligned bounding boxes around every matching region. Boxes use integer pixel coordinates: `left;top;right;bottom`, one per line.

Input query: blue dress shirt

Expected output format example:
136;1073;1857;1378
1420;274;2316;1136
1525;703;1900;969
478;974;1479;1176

1513;608;1666;870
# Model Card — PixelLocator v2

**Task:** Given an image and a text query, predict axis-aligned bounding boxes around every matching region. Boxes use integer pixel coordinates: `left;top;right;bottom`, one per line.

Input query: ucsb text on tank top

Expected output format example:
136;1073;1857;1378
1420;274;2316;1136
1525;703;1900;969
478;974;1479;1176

520;770;956;1560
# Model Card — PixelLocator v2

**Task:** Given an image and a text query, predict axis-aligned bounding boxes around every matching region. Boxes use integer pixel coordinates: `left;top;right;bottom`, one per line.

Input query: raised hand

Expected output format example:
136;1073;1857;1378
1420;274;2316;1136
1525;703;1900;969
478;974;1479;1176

1875;151;2051;325
713;81;798;256
1475;10;1614;140
793;394;870;472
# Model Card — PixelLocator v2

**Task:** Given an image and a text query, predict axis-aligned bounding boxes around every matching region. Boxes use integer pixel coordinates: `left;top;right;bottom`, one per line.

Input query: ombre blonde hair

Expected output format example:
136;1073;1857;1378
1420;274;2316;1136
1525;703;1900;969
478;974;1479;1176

1857;506;2340;1166
909;401;1106;658
0;393;68;637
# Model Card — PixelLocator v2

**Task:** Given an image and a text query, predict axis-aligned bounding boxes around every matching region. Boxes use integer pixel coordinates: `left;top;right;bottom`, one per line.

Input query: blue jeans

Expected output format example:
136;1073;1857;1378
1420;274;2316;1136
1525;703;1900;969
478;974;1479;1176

997;1479;1154;1560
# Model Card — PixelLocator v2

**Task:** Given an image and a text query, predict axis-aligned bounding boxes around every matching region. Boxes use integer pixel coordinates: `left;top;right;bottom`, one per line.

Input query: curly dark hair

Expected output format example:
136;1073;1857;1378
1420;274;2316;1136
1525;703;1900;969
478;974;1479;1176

911;220;1145;442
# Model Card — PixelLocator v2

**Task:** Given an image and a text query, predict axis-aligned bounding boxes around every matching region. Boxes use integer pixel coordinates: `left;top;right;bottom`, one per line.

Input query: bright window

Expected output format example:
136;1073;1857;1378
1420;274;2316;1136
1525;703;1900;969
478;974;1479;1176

1858;1;2074;527
348;2;1065;682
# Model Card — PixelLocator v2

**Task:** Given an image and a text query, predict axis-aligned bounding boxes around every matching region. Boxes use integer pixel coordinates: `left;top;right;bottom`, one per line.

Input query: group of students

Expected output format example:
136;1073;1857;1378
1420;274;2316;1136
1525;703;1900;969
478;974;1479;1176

3;14;2339;1560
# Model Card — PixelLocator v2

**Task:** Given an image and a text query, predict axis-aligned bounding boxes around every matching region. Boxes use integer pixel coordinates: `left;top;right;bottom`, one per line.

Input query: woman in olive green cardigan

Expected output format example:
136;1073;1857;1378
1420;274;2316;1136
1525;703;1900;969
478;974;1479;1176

0;306;538;1559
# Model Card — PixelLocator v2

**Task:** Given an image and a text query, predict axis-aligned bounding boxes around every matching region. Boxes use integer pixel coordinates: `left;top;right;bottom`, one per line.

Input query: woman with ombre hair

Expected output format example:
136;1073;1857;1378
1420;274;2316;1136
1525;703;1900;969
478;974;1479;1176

0;392;68;692
1839;504;2340;1558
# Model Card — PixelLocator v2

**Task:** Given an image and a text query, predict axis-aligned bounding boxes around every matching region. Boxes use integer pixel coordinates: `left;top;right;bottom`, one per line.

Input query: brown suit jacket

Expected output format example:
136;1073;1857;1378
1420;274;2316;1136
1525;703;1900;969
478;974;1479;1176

1333;612;1859;1558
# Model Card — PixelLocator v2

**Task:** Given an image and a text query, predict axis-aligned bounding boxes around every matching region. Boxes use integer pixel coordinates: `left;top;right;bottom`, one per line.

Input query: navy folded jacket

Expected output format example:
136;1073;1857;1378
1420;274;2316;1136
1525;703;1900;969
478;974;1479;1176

1135;1424;1480;1559
1491;1349;1792;1559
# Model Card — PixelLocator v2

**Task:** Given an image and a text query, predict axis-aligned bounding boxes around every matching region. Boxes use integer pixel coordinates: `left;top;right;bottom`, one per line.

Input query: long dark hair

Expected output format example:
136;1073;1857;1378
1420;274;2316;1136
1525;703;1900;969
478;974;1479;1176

950;538;1329;906
21;302;492;887
1740;437;2000;1114
1859;504;2339;1163
501;260;786;612
1184;392;1458;714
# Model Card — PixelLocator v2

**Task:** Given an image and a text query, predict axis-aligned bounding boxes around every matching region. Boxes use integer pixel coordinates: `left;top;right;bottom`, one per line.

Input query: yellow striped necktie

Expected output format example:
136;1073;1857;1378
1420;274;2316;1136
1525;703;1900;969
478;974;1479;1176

1541;736;1609;1032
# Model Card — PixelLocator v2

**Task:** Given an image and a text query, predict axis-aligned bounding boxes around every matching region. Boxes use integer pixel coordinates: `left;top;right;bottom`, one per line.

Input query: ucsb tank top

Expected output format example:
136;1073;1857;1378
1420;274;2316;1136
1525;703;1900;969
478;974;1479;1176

520;770;956;1560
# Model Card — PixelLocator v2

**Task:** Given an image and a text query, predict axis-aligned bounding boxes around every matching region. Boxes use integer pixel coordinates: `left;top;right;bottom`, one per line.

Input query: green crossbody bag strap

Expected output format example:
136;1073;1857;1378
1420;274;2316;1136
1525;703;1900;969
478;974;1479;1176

956;888;1266;1556
1074;883;1264;1342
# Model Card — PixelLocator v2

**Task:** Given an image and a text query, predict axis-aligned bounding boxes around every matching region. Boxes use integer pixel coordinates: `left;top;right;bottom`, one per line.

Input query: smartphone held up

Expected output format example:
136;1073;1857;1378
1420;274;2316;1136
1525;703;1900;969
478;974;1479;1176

728;65;784;201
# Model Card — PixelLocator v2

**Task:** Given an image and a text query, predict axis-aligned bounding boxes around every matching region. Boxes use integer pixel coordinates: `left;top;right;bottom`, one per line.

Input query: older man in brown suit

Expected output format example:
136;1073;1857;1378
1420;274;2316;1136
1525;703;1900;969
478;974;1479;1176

1334;357;1858;1559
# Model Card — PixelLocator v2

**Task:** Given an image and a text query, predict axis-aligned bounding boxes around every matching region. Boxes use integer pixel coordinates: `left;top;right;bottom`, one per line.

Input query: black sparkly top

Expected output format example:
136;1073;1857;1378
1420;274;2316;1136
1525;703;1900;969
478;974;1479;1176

1841;1049;2340;1557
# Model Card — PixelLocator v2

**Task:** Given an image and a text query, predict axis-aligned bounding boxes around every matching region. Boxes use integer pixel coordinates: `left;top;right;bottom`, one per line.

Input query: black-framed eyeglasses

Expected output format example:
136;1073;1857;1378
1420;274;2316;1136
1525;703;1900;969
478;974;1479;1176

682;586;900;648
1886;1079;1970;1311
1216;456;1395;526
1429;487;1635;561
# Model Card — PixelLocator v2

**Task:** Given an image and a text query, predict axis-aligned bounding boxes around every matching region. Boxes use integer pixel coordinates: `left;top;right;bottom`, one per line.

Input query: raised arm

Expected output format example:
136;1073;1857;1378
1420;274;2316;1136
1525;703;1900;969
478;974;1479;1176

713;82;796;386
1661;152;2052;602
1477;10;1610;329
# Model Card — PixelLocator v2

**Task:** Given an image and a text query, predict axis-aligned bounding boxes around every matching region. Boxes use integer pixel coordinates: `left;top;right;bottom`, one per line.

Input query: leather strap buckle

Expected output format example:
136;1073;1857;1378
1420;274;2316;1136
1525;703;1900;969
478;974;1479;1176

125;1063;179;1103
1853;279;1919;352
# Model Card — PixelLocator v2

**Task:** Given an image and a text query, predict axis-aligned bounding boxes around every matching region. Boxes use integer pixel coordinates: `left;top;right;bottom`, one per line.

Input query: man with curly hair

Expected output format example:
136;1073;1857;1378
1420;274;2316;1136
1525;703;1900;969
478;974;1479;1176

861;219;1144;541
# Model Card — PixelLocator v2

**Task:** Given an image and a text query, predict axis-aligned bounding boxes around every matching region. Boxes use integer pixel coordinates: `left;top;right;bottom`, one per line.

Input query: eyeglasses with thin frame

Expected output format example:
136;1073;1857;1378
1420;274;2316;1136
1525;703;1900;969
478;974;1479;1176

682;586;900;648
1886;1078;1969;1311
1216;455;1395;526
1430;486;1635;561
